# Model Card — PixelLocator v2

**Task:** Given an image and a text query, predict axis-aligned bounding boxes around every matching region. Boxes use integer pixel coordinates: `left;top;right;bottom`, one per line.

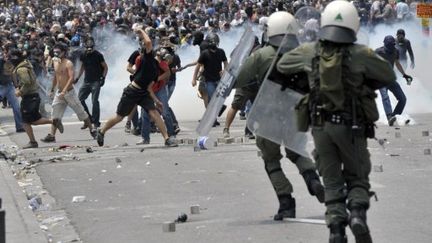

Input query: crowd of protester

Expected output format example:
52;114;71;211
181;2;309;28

0;0;421;147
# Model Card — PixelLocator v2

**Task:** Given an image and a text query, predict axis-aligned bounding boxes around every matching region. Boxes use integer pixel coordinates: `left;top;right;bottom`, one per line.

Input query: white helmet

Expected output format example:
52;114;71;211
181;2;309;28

319;0;360;43
266;11;300;47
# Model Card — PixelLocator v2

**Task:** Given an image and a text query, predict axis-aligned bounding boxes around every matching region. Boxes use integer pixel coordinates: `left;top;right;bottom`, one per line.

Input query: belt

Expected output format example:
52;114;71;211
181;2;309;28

323;113;353;125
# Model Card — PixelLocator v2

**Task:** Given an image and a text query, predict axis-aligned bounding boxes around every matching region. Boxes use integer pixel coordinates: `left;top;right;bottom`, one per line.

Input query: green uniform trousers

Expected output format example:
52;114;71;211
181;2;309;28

256;135;316;197
312;122;371;226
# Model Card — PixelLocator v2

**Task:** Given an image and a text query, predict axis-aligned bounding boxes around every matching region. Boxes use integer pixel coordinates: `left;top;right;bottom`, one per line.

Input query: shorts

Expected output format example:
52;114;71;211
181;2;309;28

231;87;257;110
116;85;156;117
52;88;89;121
21;93;42;123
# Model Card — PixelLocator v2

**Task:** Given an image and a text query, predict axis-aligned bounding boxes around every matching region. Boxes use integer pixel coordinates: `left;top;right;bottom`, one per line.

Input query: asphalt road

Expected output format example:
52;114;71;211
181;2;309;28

2;111;432;243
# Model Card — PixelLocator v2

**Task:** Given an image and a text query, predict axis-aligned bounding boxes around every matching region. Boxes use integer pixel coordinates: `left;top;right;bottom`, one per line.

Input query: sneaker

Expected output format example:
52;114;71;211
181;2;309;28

165;137;178;147
23;141;38;149
41;134;55;143
80;123;89;130
239;114;246;120
136;139;150;145
388;116;397;126
223;128;230;138
53;119;64;133
245;133;255;139
124;121;131;133
96;130;104;146
405;119;411;125
90;129;97;139
174;126;181;135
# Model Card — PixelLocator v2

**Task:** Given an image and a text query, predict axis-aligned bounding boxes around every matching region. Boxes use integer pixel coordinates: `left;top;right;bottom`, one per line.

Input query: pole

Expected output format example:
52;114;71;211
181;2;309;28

0;197;5;243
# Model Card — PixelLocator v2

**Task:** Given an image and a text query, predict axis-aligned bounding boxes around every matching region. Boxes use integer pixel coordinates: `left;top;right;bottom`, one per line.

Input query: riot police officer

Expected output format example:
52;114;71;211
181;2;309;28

277;1;396;242
234;11;325;221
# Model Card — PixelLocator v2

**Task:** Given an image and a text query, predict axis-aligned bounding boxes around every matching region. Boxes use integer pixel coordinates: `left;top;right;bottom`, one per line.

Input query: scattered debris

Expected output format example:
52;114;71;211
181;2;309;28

395;132;401;138
190;205;200;214
174;213;188;223
174;162;178;166
162;221;176;232
29;196;42;211
115;157;122;163
86;147;93;153
101;170;107;173
72;196;86;203
140;148;145;152
145;161;151;166
121;142;129;147
108;180;112;183
425;149;431;155
389;154;400;157
422;131;430;137
116;165;122;169
373;165;383;172
58;145;72;150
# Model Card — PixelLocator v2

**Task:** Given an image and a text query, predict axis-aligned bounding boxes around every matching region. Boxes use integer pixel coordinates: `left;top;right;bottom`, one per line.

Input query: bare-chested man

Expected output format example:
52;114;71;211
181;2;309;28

41;43;96;143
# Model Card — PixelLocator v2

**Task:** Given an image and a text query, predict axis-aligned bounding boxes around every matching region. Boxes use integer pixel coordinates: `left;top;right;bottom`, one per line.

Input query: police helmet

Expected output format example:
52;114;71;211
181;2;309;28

319;0;360;43
266;11;300;47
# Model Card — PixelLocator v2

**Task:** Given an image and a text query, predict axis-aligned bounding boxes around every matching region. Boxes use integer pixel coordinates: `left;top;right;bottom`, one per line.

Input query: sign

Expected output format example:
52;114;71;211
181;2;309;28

417;3;432;18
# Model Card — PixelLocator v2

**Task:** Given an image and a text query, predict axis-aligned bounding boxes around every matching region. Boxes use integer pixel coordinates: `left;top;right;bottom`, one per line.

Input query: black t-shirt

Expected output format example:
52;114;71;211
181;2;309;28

127;50;140;65
80;50;105;82
168;54;181;83
375;46;398;68
133;50;159;90
198;48;227;82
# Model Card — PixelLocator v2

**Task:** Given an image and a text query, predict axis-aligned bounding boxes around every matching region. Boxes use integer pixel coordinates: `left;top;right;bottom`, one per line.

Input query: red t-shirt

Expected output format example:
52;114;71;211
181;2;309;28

152;60;169;93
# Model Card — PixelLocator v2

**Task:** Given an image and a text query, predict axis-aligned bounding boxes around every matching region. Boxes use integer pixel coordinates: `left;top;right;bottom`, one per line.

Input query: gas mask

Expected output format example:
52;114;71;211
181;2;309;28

383;36;396;54
53;50;62;58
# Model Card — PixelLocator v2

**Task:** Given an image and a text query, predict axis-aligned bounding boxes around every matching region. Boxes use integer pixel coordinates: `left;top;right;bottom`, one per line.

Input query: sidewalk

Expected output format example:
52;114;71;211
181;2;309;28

1;110;47;243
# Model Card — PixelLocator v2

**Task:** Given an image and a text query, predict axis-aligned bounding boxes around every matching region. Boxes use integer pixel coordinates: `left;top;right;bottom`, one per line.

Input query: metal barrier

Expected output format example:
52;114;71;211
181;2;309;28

0;197;5;243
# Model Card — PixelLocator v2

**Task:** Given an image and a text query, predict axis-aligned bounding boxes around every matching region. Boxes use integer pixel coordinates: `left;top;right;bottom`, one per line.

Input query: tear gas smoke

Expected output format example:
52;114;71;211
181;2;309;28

91;20;431;125
93;26;254;122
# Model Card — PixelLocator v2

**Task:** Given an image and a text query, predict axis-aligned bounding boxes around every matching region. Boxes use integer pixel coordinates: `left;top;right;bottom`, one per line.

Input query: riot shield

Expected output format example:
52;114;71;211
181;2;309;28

247;79;314;159
295;6;321;43
196;26;256;137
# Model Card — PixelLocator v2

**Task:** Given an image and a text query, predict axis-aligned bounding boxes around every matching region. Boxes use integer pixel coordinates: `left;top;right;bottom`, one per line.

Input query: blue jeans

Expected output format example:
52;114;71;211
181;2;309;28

0;83;23;130
141;86;175;141
167;80;178;126
379;81;407;119
78;81;101;126
205;81;219;102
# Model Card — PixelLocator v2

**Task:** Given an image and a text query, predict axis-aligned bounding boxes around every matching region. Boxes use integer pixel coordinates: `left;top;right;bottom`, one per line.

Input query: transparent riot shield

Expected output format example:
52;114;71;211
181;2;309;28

196;26;256;137
247;79;314;159
295;6;321;43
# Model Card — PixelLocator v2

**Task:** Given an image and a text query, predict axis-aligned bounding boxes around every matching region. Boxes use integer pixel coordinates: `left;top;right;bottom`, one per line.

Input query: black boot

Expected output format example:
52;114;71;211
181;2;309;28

329;223;347;243
349;207;373;243
273;195;295;221
302;170;325;203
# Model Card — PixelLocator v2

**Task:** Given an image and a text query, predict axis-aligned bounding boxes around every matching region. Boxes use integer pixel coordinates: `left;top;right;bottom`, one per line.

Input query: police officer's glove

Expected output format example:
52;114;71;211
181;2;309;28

129;75;134;82
403;74;413;85
99;76;105;87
